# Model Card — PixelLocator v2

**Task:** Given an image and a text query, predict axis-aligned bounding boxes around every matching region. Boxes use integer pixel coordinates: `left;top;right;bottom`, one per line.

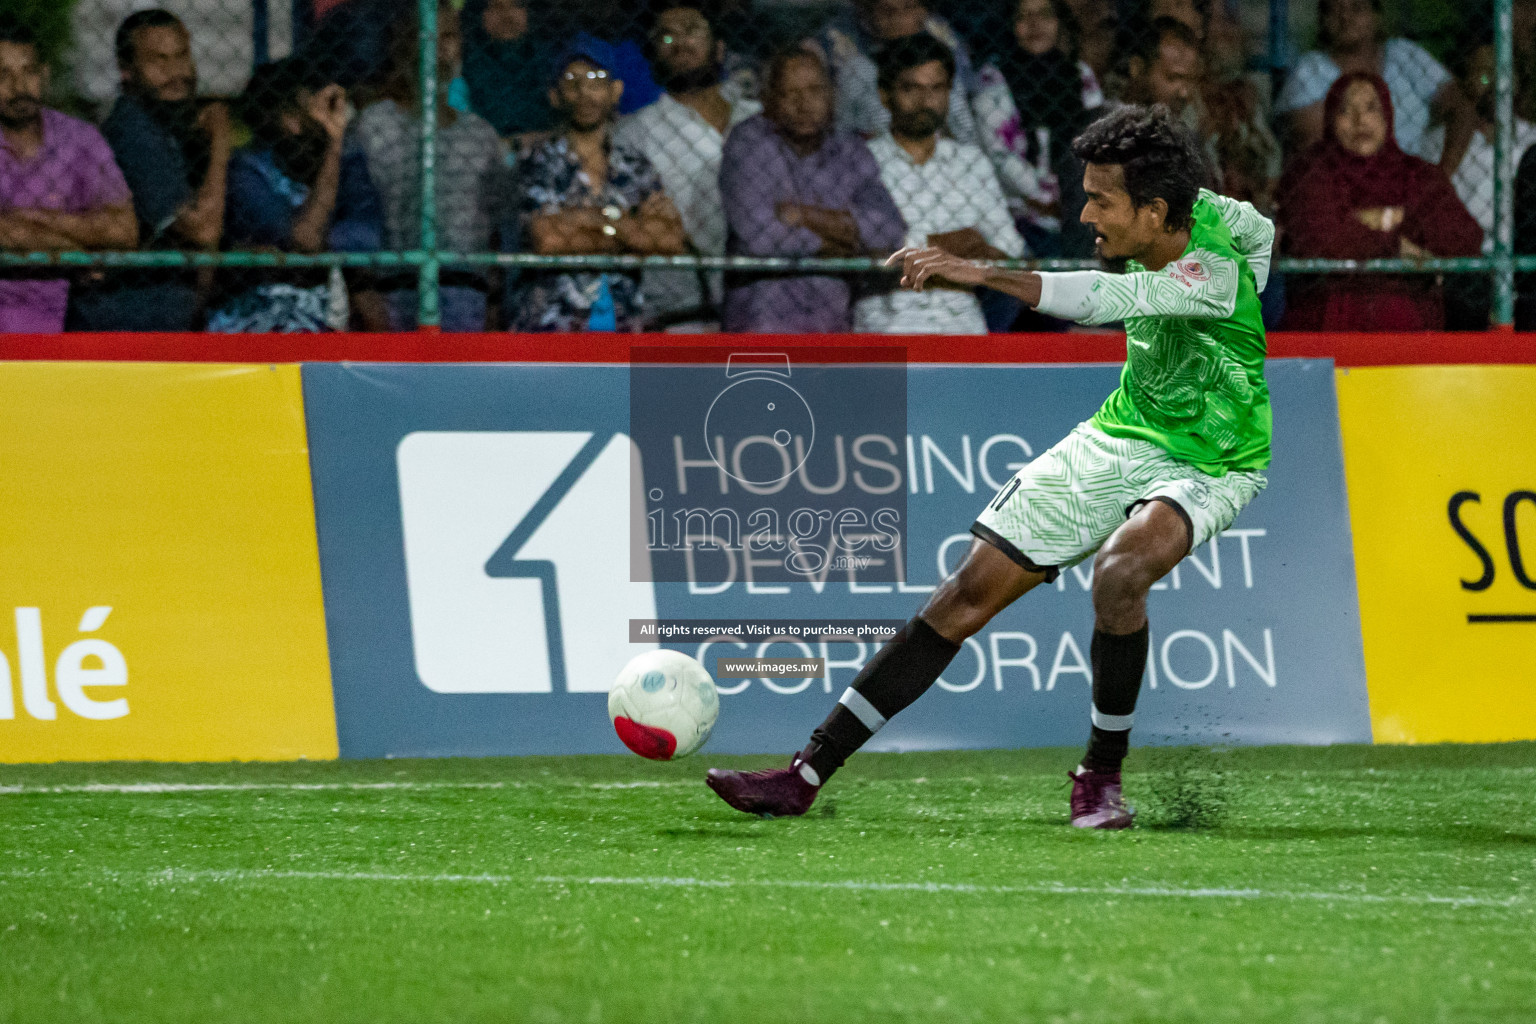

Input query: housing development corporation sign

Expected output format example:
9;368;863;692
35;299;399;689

304;359;1371;758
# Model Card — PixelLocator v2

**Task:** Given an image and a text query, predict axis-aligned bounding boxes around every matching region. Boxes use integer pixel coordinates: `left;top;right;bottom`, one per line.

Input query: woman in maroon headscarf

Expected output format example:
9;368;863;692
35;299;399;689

1278;71;1482;330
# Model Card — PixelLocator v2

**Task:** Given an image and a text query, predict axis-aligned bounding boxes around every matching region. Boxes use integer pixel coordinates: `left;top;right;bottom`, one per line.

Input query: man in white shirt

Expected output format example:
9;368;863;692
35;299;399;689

1423;44;1536;254
854;34;1023;334
614;5;761;327
1423;43;1536;327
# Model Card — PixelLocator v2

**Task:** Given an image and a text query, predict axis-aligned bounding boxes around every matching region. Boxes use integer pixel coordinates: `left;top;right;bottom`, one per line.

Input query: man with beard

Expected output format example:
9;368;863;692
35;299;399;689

809;0;979;145
719;49;904;332
853;34;1021;333
508;38;686;332
69;10;229;331
613;5;761;327
0;18;136;333
209;58;385;333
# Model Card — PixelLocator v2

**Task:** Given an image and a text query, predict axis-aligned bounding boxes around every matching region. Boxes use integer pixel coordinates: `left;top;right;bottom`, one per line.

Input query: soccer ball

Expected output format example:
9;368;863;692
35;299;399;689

608;650;720;760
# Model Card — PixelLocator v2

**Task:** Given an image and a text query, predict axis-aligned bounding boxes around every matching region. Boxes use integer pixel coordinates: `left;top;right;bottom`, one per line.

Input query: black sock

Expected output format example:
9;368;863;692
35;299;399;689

1081;624;1149;774
798;616;961;784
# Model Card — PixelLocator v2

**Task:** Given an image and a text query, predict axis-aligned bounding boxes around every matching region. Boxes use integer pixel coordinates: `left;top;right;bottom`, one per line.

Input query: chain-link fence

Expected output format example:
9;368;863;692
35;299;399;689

0;0;1528;333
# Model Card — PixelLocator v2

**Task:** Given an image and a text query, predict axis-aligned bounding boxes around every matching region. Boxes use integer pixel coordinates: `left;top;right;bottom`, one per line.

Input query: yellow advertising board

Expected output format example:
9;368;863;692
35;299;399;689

1337;365;1536;743
0;363;337;761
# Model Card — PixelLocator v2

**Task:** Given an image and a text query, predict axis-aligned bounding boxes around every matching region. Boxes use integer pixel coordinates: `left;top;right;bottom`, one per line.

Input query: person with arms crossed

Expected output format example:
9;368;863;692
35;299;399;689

707;104;1273;830
508;37;686;333
0;18;136;333
852;34;1023;334
719;49;905;333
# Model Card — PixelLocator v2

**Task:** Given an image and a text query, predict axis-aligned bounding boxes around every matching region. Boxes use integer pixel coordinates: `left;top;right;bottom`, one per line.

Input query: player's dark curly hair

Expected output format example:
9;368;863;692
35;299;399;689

1071;104;1205;232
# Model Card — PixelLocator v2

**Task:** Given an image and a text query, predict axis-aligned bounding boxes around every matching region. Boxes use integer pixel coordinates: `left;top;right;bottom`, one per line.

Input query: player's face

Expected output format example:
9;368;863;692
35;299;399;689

1334;79;1387;157
1079;162;1165;261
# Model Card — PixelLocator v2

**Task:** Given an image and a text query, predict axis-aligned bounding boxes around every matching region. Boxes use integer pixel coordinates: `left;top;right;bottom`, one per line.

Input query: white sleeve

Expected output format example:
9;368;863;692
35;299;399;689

1035;252;1241;324
1034;271;1100;321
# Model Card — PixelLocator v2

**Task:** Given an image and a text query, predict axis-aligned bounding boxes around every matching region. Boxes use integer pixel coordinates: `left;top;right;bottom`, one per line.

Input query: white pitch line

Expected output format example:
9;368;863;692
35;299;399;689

0;780;698;796
106;869;1526;910
0;782;516;795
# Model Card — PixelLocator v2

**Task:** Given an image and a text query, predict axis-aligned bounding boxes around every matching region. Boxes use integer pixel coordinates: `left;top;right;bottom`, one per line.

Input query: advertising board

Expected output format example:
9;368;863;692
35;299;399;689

305;358;1370;758
0;363;337;762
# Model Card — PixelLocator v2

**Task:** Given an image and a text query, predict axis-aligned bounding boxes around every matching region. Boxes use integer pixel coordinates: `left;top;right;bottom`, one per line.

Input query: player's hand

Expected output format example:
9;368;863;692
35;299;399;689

885;246;987;291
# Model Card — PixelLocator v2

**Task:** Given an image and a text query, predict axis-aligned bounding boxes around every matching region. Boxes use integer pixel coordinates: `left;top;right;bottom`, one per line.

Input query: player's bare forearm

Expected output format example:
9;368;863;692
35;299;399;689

978;267;1042;306
886;245;1044;304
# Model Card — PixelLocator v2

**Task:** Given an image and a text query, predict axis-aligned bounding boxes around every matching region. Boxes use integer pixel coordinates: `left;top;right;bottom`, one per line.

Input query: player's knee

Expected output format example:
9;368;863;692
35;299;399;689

1091;550;1156;607
926;569;998;639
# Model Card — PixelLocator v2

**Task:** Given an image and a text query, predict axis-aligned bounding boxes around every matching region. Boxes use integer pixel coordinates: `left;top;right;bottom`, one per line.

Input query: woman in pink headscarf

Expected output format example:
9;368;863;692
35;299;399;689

1278;71;1482;330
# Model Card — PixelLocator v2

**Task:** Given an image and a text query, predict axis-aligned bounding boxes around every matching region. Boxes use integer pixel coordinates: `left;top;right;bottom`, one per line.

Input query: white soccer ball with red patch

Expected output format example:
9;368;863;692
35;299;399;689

608;650;719;760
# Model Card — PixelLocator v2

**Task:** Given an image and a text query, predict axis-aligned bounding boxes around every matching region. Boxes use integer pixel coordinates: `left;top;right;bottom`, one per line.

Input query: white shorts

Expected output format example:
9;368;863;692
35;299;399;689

971;422;1266;580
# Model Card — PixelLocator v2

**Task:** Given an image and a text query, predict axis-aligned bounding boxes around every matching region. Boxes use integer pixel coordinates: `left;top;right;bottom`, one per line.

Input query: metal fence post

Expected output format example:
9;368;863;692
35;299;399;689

417;0;441;331
1494;0;1516;328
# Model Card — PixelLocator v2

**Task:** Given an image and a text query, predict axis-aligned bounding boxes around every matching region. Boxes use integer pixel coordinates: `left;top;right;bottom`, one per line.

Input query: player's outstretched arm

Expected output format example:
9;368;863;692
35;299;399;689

886;245;1242;325
885;246;1042;306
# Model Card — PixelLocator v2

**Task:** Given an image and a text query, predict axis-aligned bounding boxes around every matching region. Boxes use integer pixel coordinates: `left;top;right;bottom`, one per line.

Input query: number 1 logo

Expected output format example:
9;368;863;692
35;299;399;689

397;431;657;694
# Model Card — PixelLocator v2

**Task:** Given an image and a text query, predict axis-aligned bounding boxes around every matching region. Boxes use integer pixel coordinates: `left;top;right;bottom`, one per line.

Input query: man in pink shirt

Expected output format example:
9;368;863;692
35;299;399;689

0;19;136;333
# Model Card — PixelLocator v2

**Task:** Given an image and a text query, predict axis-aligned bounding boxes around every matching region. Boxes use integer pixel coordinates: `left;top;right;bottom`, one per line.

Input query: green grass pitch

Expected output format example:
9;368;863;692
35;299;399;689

0;743;1532;1023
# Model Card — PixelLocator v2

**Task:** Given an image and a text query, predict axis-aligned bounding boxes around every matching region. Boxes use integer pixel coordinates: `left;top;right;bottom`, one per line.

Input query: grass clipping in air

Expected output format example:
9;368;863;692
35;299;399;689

1139;746;1232;829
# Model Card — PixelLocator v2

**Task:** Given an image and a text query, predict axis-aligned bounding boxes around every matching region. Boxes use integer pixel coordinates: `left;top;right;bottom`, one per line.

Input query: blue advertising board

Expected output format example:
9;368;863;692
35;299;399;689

303;359;1371;758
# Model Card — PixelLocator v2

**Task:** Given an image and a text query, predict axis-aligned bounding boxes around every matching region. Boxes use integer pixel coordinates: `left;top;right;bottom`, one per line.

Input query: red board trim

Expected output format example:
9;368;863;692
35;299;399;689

1;331;1533;366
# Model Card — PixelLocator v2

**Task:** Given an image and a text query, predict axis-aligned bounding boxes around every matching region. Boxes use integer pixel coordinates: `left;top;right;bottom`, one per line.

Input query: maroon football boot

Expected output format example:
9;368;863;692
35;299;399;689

706;756;820;817
1069;767;1135;829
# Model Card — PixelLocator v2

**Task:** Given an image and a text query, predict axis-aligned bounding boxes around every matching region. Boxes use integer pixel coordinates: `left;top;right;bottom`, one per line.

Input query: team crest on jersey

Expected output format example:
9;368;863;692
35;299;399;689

1171;259;1211;284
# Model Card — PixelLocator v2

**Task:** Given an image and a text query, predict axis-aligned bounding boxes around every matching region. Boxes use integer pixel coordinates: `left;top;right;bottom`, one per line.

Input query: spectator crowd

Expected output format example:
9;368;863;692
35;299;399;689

0;0;1528;334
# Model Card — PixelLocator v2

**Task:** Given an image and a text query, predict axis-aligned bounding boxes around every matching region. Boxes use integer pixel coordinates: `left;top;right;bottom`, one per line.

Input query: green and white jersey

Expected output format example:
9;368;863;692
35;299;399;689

1034;189;1274;476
